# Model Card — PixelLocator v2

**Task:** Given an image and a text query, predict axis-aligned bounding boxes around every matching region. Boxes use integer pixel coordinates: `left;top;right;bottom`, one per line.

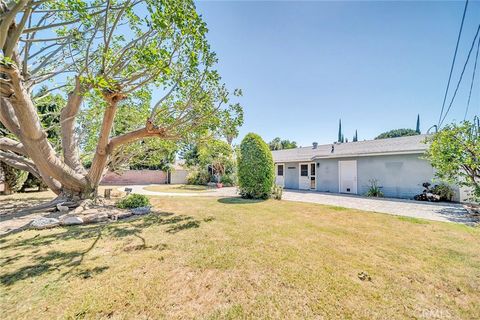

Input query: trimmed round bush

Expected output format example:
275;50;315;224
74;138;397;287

116;194;150;209
237;133;275;199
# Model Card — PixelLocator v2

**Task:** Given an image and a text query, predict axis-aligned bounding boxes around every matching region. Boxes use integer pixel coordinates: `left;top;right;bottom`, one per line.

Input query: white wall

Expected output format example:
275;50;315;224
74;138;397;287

170;170;188;184
315;154;437;199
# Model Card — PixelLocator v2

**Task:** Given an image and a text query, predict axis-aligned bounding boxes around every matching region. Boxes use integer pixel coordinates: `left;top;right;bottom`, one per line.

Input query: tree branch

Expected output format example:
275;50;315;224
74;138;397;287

4;5;31;57
60;77;86;174
0;98;21;136
86;91;125;186
0;0;28;50
0;137;26;155
0;150;38;177
108;121;178;152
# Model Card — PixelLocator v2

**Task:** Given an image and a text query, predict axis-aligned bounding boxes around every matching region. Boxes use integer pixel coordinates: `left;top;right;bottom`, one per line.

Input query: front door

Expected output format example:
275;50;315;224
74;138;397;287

338;160;357;194
275;163;285;187
299;163;316;190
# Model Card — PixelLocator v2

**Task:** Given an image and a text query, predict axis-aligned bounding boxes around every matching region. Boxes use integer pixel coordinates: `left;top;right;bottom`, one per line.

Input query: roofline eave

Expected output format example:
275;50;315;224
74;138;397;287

273;149;428;163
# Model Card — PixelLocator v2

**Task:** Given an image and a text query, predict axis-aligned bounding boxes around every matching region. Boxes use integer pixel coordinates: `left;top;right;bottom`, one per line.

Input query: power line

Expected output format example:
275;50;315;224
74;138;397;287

438;0;469;127
439;23;480;127
464;35;480;120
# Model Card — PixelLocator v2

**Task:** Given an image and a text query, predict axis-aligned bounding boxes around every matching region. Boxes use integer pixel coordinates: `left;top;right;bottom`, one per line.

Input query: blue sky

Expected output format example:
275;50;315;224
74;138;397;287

195;0;480;146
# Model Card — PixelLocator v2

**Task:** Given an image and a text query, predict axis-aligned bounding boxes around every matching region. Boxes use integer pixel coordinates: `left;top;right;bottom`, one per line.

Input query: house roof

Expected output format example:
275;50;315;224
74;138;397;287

272;134;430;163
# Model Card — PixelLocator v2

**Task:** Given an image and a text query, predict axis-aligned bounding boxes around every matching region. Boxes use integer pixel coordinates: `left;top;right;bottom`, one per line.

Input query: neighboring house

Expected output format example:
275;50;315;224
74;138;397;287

272;135;458;200
101;161;189;185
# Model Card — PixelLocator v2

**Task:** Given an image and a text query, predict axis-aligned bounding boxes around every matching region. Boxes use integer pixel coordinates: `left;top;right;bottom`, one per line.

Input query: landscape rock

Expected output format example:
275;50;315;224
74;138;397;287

425;193;441;202
72;205;85;214
82;211;109;224
131;206;151;215
108;209;133;220
31;217;60;229
82;208;99;215
60;215;84;226
82;199;94;210
110;190;126;198
56;203;69;213
464;204;480;216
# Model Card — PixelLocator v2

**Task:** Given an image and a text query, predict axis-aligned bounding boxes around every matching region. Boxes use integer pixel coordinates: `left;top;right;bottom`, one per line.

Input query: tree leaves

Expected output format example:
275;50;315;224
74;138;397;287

426;121;480;201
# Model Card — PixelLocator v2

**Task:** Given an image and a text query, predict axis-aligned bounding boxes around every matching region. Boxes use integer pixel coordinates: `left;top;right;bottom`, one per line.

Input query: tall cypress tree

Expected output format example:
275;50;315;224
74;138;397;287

338;119;342;142
416;114;421;134
353;129;358;142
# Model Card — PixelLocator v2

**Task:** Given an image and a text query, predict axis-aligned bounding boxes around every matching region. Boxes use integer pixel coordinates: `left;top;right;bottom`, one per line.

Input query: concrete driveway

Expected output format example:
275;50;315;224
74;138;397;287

282;189;474;224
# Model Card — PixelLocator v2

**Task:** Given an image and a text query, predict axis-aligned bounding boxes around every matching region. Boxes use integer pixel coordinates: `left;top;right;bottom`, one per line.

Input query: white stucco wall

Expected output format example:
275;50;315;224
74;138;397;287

354;154;435;198
170;169;189;184
300;154;437;199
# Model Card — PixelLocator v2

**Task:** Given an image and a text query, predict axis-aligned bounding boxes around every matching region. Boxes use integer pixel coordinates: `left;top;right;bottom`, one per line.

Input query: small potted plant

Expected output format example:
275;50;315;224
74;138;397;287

215;174;223;188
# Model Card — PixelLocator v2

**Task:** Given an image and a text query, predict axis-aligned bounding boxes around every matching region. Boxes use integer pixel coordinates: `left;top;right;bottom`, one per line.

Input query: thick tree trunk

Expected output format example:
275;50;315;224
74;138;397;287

1;65;88;193
2;183;12;195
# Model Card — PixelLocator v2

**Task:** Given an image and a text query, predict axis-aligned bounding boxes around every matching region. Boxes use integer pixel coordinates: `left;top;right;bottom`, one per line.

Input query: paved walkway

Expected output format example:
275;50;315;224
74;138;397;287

126;185;474;224
282;190;473;224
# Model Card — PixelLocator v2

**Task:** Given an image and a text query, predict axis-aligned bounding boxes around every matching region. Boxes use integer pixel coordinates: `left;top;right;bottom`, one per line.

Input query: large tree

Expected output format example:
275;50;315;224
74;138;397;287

426;121;480;202
0;0;242;205
268;137;297;151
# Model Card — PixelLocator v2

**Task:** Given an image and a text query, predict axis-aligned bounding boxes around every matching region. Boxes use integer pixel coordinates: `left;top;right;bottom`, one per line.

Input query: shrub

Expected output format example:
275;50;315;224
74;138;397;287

365;179;384;197
220;174;235;187
431;183;455;202
0;163;28;195
271;185;283;200
237;133;275;199
186;167;210;185
116;194;150;209
21;173;48;191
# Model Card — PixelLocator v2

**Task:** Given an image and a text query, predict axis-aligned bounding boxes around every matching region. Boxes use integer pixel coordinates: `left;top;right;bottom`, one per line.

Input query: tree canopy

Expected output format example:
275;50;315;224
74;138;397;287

0;0;243;200
268;137;297;151
426;121;479;202
375;128;419;140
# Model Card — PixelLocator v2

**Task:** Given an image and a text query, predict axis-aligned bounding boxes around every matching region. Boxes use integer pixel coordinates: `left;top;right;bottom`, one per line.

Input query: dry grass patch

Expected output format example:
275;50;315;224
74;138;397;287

0;196;479;319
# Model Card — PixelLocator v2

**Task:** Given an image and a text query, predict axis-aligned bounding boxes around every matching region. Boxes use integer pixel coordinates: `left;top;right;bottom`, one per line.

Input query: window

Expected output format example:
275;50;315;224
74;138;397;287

300;164;308;176
277;164;284;176
310;163;316;176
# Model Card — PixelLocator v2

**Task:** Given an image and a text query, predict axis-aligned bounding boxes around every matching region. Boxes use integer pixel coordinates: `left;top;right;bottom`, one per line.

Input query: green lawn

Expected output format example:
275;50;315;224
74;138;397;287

143;184;211;193
1;196;479;319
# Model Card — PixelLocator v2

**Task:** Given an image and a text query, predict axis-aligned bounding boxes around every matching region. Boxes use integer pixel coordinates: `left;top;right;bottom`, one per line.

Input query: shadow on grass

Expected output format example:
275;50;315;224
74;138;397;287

0;210;203;286
217;197;266;205
0;231;103;286
0;198;53;215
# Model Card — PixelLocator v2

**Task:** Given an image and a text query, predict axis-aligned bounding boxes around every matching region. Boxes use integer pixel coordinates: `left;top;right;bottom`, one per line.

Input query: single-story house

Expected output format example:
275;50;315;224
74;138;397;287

271;135;461;200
